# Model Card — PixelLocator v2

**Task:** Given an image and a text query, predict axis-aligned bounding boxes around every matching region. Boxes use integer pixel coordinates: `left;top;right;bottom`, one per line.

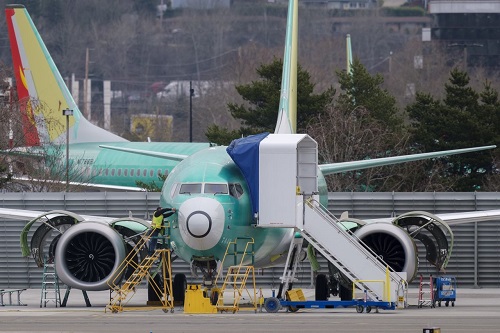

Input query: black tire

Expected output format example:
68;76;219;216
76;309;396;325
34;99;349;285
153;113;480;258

356;305;364;313
315;274;328;301
366;306;372;313
210;291;219;305
173;273;187;305
339;284;353;301
264;297;281;313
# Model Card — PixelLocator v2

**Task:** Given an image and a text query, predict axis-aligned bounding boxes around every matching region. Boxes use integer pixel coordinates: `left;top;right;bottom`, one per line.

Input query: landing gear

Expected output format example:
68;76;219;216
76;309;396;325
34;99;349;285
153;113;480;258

315;274;329;301
173;273;187;306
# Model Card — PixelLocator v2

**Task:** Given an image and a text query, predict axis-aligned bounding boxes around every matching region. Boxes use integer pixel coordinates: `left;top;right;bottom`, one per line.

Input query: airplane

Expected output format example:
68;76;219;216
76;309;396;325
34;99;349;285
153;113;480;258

1;2;500;302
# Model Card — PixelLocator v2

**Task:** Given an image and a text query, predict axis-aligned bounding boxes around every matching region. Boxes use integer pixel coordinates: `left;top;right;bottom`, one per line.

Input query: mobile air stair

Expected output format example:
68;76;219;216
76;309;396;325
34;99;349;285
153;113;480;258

227;133;408;310
106;228;173;313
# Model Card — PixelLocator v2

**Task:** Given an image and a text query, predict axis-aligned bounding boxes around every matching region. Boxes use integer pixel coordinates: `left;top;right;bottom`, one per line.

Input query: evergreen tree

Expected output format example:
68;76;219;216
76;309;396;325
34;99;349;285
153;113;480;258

407;68;499;191
336;58;403;131
206;58;335;145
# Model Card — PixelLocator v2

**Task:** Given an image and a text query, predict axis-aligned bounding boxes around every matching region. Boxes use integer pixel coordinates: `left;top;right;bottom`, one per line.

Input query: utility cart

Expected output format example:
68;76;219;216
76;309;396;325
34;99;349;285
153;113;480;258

433;276;456;307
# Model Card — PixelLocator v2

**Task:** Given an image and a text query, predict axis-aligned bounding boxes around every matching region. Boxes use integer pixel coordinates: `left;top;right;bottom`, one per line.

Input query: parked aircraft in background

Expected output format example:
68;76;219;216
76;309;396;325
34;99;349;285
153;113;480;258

1;2;499;301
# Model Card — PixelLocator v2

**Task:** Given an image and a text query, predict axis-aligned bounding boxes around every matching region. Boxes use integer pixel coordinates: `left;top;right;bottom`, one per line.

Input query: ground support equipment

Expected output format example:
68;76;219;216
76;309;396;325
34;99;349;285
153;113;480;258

264;294;396;314
0;289;26;306
418;275;435;308
433;275;456;307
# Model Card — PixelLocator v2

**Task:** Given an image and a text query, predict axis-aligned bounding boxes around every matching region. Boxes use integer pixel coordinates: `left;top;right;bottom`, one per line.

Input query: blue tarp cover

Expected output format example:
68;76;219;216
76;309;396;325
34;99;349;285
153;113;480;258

226;132;269;215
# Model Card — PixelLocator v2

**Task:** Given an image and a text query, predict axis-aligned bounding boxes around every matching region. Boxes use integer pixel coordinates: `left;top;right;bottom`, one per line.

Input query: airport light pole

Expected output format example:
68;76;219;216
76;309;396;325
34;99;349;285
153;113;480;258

189;81;194;142
63;108;74;191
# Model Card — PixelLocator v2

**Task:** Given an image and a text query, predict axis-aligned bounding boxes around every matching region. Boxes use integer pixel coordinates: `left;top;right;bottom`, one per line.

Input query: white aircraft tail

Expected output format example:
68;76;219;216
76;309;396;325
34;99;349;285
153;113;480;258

5;4;126;146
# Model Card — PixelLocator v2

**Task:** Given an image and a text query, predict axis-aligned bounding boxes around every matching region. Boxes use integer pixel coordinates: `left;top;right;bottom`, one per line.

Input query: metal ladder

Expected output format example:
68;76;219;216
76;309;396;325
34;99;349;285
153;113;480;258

214;238;258;313
40;256;61;308
106;228;174;313
277;236;305;299
418;275;435;308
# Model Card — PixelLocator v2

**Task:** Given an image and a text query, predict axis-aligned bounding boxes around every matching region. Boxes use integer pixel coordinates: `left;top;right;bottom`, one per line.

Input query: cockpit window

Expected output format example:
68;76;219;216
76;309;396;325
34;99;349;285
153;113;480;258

229;183;244;198
179;183;202;194
204;183;228;194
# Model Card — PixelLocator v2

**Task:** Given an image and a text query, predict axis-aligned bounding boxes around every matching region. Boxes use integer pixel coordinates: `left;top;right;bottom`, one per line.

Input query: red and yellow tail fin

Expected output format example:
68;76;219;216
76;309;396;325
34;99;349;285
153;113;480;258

5;4;125;146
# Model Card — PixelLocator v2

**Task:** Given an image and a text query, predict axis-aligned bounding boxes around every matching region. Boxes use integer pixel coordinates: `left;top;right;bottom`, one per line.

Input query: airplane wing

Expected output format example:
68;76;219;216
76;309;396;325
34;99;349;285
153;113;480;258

319;145;496;176
99;144;189;162
363;210;500;226
11;176;147;192
0;207;115;223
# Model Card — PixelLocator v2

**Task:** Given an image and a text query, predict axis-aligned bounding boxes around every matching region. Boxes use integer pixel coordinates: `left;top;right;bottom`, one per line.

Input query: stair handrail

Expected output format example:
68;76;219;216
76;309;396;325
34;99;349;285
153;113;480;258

304;196;407;289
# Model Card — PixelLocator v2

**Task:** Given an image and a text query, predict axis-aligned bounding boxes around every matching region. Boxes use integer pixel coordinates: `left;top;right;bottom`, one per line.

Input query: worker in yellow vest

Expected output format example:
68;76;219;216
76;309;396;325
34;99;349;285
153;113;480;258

148;206;176;255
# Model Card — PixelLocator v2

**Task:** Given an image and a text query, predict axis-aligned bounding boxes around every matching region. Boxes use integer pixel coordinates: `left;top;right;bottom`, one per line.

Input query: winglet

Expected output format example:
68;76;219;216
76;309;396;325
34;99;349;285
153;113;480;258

274;0;298;135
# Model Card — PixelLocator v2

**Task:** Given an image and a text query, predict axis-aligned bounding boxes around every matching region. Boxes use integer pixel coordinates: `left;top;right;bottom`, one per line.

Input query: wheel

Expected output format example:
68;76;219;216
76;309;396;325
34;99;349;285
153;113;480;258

288;306;299;313
173;273;187;306
365;306;372;313
339;284;353;301
264;297;281;313
438;301;441;307
315;274;328;301
356;305;364;313
452;301;455;307
170;308;174;313
210;291;219;306
445;301;449;307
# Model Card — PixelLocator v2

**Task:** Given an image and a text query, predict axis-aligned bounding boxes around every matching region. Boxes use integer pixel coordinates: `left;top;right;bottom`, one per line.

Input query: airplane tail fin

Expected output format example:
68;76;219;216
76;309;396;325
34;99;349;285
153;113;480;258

5;4;126;146
346;34;353;75
274;0;298;135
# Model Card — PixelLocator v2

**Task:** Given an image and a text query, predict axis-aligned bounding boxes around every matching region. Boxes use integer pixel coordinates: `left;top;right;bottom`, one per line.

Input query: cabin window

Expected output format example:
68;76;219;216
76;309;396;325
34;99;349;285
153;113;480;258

105;169;109;176
130;169;134;177
143;169;147;177
179;183;202;194
124;169;128;176
111;169;115;176
137;168;141;177
204;183;228;194
229;183;244;198
150;169;154;177
164;169;169;176
117;169;121;176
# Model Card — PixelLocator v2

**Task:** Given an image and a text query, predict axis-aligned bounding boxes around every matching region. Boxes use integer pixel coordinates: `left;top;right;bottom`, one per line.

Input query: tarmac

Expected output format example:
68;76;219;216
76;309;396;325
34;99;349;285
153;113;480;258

1;287;499;333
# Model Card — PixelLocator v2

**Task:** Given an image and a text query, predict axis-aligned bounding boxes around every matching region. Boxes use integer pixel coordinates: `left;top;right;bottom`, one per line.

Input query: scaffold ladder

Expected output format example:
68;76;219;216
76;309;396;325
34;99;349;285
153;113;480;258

106;228;173;313
214;238;257;313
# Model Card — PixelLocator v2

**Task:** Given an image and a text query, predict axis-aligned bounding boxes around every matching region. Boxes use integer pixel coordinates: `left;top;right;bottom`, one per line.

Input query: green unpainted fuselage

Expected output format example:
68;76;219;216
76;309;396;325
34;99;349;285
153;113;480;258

53;142;210;187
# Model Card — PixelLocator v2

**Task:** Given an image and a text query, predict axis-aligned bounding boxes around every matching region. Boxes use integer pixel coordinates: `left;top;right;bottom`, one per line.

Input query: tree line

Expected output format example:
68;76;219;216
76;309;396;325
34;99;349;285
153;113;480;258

207;58;500;192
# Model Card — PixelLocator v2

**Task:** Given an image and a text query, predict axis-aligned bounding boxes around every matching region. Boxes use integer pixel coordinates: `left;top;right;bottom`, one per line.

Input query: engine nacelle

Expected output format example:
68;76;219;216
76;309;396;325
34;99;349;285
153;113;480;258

55;221;127;291
354;222;418;282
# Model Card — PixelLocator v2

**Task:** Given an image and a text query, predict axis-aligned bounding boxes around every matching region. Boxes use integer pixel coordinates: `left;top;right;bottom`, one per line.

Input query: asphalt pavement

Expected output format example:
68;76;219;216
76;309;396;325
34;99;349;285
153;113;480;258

0;287;499;333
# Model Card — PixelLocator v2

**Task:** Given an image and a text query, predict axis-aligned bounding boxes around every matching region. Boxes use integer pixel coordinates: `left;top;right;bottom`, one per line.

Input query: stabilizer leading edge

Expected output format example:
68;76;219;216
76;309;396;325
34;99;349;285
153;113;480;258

5;5;126;146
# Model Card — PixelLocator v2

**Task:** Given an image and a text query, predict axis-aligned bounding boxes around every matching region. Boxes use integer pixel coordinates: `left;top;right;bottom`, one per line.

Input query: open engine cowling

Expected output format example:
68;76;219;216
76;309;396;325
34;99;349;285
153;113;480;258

55;221;127;291
24;210;150;291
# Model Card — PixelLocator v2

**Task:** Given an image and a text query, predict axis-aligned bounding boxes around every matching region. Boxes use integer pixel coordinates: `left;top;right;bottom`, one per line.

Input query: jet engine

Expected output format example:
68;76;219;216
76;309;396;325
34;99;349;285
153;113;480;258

345;211;452;283
354;222;418;281
25;211;150;291
55;221;127;291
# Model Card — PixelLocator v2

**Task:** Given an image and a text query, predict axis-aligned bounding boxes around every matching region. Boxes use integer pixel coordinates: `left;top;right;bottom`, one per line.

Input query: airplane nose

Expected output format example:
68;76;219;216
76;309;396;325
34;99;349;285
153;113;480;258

178;197;225;251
